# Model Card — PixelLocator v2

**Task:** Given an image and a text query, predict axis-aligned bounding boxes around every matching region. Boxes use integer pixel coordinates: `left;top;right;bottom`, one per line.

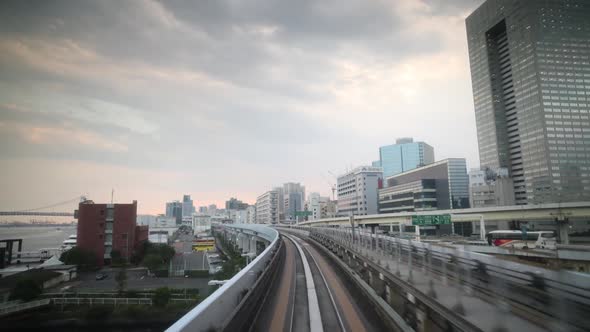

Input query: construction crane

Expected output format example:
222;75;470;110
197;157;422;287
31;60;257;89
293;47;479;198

321;171;337;201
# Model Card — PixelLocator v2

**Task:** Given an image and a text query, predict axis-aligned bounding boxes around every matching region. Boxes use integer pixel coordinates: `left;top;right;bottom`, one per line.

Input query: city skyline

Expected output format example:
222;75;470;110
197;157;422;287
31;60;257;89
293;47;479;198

0;0;485;214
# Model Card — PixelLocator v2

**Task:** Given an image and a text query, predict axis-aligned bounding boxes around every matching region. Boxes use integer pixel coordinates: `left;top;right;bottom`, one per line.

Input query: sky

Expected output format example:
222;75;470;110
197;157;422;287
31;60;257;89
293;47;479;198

0;0;485;215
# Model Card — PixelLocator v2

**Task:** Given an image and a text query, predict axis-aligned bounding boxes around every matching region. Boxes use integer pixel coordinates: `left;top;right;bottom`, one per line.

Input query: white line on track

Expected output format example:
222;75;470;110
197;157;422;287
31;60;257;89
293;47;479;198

283;233;324;332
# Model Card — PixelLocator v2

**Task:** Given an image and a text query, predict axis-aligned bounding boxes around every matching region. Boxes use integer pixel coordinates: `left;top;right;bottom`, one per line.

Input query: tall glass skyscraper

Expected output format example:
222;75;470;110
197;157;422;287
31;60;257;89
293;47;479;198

466;0;590;204
379;138;434;178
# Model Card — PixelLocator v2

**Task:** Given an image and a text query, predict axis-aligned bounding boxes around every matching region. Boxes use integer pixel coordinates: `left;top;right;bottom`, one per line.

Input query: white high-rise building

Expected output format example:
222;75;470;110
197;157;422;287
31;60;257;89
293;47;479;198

256;190;279;224
192;214;212;234
273;186;284;222
469;168;515;208
234;209;248;223
136;214;156;226
306;192;322;221
337;166;383;216
247;205;256;224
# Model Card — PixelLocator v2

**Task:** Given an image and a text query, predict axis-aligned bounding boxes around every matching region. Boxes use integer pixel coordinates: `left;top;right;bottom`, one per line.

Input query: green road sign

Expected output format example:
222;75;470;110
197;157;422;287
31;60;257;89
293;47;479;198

411;214;451;226
294;211;313;217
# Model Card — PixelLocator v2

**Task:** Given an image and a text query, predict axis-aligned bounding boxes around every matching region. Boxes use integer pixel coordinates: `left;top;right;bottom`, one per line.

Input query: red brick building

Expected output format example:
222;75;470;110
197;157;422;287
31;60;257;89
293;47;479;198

76;200;148;266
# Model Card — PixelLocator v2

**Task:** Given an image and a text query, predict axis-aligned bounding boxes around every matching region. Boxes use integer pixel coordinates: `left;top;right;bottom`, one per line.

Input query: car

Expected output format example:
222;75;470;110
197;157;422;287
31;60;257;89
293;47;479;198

95;273;108;280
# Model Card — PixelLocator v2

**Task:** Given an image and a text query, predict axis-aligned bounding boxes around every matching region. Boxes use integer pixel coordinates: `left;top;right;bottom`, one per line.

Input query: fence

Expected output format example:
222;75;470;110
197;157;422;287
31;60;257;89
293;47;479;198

50;297;196;306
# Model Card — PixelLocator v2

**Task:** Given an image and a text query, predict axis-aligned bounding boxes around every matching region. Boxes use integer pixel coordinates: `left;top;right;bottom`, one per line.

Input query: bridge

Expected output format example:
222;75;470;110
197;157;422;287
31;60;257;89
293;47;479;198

0;196;84;217
0;211;74;217
166;222;590;332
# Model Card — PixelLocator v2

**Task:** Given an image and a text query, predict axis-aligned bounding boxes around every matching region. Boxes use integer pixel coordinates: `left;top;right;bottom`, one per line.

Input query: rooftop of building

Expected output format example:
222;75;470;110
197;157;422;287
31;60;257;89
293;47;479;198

337;166;383;178
384;158;467;181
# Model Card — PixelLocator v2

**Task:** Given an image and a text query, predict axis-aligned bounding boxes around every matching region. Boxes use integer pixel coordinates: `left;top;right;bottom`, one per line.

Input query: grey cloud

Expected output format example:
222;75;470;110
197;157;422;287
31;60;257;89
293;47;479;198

0;0;481;209
0;0;449;90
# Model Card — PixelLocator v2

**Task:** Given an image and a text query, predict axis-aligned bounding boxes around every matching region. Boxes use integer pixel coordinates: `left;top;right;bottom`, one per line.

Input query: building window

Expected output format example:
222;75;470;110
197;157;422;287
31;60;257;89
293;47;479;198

106;208;114;219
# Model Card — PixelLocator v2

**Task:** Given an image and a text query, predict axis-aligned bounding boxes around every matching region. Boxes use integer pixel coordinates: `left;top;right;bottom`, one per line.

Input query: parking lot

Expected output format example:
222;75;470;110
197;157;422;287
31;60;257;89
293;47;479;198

57;268;210;292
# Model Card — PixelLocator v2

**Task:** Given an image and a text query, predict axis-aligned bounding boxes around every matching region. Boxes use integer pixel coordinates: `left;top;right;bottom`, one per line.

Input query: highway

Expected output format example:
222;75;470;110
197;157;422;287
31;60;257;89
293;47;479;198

255;231;387;332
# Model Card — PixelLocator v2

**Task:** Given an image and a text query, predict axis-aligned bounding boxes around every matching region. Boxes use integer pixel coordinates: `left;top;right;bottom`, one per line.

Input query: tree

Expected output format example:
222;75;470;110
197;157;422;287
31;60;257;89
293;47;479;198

9;279;42;301
110;250;125;266
115;268;127;294
60;247;98;270
142;254;164;272
152;287;171;307
145;243;175;264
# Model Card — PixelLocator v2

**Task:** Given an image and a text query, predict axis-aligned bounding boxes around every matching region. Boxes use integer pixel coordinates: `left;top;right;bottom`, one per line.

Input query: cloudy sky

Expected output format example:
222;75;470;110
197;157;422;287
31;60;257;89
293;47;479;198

0;0;484;214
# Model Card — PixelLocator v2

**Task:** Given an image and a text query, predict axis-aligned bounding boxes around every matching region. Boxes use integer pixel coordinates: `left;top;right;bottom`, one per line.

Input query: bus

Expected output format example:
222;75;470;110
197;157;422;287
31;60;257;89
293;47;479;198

486;230;557;249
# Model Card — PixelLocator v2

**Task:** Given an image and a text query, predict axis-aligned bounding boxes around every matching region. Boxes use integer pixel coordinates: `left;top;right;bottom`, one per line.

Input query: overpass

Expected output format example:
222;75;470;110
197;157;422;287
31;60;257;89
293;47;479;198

298;201;590;244
166;223;590;332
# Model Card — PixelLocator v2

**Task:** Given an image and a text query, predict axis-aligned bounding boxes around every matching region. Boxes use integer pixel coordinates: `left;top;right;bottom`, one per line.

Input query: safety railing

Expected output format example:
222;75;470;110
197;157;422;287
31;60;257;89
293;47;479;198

310;226;590;331
166;224;280;332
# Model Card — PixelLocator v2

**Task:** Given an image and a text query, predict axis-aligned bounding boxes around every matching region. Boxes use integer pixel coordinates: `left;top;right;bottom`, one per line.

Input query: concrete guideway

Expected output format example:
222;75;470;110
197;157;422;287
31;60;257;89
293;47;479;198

254;234;299;332
283;230;398;332
283;233;324;332
289;234;348;332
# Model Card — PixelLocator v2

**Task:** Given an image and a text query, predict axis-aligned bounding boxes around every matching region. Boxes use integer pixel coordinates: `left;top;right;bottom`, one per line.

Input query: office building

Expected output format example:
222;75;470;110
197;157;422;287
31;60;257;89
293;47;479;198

76;200;148;266
306;193;336;220
136;214;156;226
378;138;435;178
466;0;590;204
198;206;208;214
150;215;176;228
273;187;285;222
469;168;516;207
182;195;195;218
147;216;177;236
233;209;249;223
282;182;305;222
256;190;279;224
321;199;338;219
165;201;183;224
192;215;212;234
337;166;383;216
247;205;256;224
208;204;218;216
306;192;322;221
225;197;248;210
378;158;470;235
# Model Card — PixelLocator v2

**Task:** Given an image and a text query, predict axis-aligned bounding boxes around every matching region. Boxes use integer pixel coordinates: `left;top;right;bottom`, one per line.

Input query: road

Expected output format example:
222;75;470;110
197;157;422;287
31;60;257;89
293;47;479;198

254;231;386;332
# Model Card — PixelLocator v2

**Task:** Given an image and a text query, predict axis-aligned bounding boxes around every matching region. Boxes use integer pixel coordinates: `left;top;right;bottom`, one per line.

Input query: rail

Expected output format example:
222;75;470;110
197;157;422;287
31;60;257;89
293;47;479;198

166;224;280;332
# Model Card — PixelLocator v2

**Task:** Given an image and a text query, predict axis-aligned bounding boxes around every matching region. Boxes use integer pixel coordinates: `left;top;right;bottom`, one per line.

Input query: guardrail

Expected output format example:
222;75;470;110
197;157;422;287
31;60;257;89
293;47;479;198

52;297;152;305
0;299;50;316
166;224;280;332
308;226;590;331
50;297;196;306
